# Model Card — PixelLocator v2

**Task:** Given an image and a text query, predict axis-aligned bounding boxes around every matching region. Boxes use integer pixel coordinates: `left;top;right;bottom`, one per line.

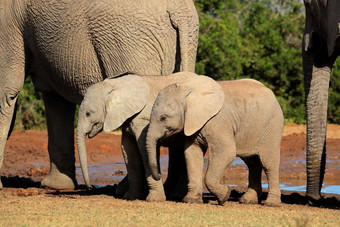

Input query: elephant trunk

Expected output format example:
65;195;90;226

146;126;162;181
77;128;91;189
304;53;331;202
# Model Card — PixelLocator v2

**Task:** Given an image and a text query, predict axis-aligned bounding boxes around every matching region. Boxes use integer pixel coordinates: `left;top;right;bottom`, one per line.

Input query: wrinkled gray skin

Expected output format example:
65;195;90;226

146;76;284;206
0;0;198;190
302;0;340;203
77;72;197;200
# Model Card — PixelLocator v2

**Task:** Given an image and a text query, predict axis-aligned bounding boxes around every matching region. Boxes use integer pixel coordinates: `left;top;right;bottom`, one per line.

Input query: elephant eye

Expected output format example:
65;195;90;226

86;112;91;117
160;116;166;122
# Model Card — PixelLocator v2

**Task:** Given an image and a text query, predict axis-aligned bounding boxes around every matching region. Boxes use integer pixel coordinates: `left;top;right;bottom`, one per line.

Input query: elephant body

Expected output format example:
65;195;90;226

0;0;198;189
9;0;199;103
77;72;198;200
146;76;284;206
303;0;340;203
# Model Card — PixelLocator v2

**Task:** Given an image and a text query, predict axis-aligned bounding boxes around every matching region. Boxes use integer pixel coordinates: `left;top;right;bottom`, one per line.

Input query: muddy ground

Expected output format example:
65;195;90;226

1;124;340;208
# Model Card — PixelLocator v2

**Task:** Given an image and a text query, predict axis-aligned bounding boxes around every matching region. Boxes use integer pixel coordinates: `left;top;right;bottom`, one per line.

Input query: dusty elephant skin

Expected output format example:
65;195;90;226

302;0;340;204
0;0;199;190
77;72;200;201
146;76;284;206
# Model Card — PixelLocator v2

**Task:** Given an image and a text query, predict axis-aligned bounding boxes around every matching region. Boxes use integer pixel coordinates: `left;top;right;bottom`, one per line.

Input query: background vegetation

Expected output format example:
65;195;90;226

14;0;340;130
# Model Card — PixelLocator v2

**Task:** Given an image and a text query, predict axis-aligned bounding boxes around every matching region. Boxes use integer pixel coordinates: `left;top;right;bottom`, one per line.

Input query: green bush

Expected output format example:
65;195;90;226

195;0;307;123
15;77;46;130
329;63;340;123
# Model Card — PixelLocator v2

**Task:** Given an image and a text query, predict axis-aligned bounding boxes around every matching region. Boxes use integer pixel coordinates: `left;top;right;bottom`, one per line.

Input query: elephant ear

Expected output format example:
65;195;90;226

103;75;150;132
182;75;225;136
303;1;314;52
327;0;340;56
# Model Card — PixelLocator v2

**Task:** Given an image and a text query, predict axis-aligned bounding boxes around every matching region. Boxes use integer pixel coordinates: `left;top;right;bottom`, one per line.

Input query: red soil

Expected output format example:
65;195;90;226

1;124;340;207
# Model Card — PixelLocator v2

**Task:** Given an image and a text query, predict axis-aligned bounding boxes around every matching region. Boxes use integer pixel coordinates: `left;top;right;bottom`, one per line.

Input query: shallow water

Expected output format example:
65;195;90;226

263;182;340;195
76;155;340;195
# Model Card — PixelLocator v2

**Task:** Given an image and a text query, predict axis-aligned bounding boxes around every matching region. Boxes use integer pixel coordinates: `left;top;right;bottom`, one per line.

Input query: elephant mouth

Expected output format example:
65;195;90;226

88;123;103;138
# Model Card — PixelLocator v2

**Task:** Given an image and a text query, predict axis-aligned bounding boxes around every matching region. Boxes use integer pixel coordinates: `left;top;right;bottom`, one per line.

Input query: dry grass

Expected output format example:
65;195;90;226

1;189;339;226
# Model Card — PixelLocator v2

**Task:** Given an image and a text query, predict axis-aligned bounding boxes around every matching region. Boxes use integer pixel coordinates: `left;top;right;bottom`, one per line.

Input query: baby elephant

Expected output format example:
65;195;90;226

76;72;197;200
146;75;284;206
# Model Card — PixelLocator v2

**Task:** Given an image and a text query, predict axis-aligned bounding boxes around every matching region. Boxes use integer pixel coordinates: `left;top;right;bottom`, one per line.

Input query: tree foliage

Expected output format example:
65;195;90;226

195;0;309;123
15;77;46;130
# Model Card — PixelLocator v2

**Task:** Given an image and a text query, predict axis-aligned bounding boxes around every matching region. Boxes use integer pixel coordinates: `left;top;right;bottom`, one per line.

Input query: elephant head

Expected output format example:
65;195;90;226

303;0;340;56
146;76;224;181
76;74;150;188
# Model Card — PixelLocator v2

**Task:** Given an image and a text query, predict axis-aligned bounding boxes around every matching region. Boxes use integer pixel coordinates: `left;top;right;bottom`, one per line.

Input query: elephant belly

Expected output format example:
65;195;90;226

29;56;102;104
26;0;178;104
87;1;178;75
26;2;105;103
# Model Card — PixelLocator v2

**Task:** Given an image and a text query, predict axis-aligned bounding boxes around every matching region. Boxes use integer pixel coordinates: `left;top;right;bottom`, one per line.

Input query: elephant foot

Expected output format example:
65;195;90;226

164;176;188;202
146;191;166;202
306;192;322;206
114;177;129;198
240;189;261;204
165;186;188;202
217;188;231;206
126;190;147;201
264;193;281;207
182;194;203;204
41;172;77;190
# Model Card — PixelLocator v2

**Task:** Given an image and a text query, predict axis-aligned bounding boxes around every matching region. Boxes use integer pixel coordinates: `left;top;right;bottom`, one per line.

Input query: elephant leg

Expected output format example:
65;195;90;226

0;34;25;189
145;174;166;202
303;46;334;203
114;175;129;198
258;126;282;207
137;127;166;202
240;156;262;204
260;154;281;207
0;97;21;190
182;142;204;204
0;99;21;190
121;133;147;200
204;140;236;205
164;145;188;201
40;92;77;189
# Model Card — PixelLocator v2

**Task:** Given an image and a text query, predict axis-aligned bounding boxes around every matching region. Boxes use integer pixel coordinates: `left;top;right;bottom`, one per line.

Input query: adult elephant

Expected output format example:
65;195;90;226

0;0;198;190
302;0;340;203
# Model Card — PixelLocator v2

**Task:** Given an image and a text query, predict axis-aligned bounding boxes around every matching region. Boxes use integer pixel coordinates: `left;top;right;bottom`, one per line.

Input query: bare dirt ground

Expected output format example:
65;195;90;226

1;124;340;220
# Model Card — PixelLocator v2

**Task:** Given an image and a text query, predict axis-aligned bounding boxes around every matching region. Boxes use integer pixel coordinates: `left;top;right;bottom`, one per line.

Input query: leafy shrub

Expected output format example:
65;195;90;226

15;77;46;130
195;0;309;123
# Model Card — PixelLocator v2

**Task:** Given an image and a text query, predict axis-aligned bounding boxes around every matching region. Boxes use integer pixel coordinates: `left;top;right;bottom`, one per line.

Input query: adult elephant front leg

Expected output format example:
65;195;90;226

303;46;336;203
164;146;188;201
41;92;77;189
0;31;25;189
